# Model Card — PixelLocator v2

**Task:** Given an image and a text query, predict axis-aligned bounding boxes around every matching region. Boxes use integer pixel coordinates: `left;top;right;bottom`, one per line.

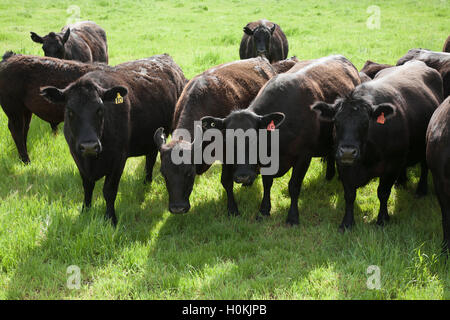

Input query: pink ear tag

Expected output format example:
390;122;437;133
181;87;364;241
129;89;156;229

377;112;385;124
267;120;276;131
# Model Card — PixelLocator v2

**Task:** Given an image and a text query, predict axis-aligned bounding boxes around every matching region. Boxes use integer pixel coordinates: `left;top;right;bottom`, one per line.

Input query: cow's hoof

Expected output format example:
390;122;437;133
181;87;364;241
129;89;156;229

286;217;299;226
339;223;354;233
227;207;240;217
256;212;270;222
376;217;389;227
415;188;427;198
325;170;335;181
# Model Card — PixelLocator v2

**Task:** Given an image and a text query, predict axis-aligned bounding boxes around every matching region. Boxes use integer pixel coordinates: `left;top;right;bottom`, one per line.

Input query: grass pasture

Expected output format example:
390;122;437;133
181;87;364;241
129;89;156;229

0;0;449;299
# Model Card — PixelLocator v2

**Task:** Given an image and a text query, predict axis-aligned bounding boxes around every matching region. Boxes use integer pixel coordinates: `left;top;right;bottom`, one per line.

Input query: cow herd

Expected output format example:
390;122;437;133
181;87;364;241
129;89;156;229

0;19;449;254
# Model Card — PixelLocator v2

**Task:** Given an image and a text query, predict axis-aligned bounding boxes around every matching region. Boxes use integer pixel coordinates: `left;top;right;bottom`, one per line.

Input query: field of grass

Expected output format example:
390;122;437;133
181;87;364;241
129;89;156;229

0;0;449;299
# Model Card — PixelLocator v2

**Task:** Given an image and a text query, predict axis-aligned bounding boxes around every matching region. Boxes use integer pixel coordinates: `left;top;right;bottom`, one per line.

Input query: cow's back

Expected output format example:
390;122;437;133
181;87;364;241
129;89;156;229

173;57;276;135
397;49;450;97
443;36;450;53
0;54;101;123
250;55;361;162
112;54;187;156
63;21;108;63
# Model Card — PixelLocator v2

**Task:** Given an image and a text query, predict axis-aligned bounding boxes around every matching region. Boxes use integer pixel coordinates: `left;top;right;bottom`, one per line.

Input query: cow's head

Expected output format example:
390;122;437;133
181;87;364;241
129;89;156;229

30;29;71;59
243;23;277;60
154;128;199;214
40;80;128;158
201;110;284;185
312;96;395;166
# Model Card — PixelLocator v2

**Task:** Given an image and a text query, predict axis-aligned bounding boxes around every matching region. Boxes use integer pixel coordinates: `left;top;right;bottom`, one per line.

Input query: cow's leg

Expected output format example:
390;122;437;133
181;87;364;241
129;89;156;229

376;174;397;226
103;164;125;226
325;154;335;181
81;174;95;211
415;160;428;197
395;167;407;188
434;177;450;254
340;182;357;231
144;149;158;184
23;109;32;153
258;175;273;218
286;156;312;226
8;111;30;163
221;164;239;216
50;123;59;135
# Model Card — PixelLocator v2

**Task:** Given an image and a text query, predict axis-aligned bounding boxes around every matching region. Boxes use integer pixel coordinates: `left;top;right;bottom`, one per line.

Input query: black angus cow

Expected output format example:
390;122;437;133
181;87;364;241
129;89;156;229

271;56;299;74
312;61;443;231
31;21;108;63
426;96;450;253
359;60;393;79
443;36;450;53
397;49;450;97
201;55;361;225
154;57;276;214
0;52;107;162
40;54;187;225
239;20;288;63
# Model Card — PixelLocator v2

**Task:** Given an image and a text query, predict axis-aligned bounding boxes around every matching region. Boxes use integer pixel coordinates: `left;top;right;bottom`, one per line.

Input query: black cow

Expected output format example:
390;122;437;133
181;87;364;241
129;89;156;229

239;20;288;63
154;58;276;214
359;60;393;79
426;96;450;253
443;36;450;53
40;54;187;225
201;55;361;224
0;52;107;162
31;21;108;63
271;56;299;74
312;61;443;231
397;49;449;97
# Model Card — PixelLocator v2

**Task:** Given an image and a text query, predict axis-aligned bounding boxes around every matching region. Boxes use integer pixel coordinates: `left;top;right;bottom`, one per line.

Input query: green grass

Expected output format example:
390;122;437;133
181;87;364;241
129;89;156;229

0;0;449;299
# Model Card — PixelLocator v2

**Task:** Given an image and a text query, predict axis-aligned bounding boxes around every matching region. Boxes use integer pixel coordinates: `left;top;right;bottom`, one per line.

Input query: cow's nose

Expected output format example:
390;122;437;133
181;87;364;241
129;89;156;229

337;146;359;164
79;141;101;156
169;203;190;214
234;173;256;185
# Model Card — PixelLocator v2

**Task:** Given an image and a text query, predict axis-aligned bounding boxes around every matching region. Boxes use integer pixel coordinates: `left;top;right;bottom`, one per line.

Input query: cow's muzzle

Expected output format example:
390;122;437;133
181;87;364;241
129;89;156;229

79;140;102;157
336;146;359;165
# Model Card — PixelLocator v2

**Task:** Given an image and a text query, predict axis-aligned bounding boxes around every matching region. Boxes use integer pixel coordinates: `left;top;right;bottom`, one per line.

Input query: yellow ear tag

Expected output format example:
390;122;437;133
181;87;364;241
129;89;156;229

115;92;123;104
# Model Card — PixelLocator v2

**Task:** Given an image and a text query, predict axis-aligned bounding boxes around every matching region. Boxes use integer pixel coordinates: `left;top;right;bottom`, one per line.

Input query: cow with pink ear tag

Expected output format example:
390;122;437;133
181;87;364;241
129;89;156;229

202;55;362;225
312;61;443;231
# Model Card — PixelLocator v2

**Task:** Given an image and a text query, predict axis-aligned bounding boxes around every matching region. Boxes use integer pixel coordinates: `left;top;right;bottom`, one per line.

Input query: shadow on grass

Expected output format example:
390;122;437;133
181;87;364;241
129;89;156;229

3;158;449;299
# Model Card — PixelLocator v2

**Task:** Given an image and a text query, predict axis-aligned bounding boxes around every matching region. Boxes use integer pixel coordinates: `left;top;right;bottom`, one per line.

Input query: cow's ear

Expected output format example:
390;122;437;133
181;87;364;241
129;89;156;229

259;112;285;129
154;127;166;150
102;86;128;103
62;28;70;43
30;32;44;44
40;86;66;104
201;116;225;130
270;24;277;35
371;103;395;122
243;26;254;36
311;101;336;121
